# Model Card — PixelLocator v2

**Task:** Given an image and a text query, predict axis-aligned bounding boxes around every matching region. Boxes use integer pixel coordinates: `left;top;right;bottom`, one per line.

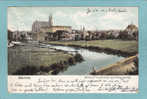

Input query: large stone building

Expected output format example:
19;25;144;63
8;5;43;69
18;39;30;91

32;14;72;41
125;24;138;36
32;15;53;33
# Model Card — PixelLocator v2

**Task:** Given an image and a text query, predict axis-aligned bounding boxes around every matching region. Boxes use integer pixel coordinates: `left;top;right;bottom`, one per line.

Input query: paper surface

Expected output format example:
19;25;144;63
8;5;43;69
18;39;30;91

8;76;138;93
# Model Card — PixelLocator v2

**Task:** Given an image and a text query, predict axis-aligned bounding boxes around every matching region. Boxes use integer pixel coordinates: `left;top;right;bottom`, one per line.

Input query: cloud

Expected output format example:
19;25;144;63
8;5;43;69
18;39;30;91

96;11;138;30
72;11;96;30
54;11;68;17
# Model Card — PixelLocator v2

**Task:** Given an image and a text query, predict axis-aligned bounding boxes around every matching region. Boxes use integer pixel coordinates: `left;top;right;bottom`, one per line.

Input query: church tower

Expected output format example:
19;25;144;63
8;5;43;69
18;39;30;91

49;14;53;27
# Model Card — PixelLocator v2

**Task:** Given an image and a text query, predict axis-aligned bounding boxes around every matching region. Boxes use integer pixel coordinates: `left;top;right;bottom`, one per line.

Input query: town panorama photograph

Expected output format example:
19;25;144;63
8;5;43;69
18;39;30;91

8;7;138;75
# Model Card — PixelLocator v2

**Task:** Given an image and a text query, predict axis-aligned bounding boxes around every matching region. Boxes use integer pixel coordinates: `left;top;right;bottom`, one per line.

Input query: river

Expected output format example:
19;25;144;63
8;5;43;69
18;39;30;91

45;44;124;75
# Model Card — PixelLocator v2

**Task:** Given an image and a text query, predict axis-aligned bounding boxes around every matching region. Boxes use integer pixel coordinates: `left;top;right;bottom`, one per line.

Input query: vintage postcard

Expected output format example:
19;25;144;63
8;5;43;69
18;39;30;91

7;7;138;93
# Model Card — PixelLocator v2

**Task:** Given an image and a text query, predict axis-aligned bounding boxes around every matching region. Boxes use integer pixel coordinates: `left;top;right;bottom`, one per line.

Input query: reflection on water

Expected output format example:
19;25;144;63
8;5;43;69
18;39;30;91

48;45;124;75
8;43;124;75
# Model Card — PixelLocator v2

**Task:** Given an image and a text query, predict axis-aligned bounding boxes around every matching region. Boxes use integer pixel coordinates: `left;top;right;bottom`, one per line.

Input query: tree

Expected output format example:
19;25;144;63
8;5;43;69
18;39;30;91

99;33;107;40
20;34;26;41
8;30;13;41
107;33;115;39
133;31;138;40
118;31;129;40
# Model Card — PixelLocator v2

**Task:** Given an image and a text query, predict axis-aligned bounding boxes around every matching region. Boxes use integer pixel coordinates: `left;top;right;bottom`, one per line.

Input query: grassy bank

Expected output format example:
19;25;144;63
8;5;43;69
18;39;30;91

90;55;138;75
47;40;138;57
8;45;83;75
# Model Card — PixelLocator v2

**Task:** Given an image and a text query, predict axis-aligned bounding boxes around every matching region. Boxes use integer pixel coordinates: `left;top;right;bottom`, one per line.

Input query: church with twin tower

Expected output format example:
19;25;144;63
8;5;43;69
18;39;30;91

32;14;72;34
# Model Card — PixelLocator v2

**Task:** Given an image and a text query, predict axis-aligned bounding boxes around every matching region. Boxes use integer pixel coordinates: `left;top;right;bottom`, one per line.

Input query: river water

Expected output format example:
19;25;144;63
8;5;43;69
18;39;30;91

45;44;124;75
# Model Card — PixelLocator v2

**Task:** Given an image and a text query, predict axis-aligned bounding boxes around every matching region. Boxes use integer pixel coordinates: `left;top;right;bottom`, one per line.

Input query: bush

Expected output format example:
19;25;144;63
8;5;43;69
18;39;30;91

74;53;84;62
13;66;40;75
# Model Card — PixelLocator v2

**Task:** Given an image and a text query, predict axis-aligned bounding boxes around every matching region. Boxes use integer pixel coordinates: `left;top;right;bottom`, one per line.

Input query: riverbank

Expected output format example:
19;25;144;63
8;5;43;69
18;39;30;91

47;40;138;57
8;44;84;75
90;54;138;75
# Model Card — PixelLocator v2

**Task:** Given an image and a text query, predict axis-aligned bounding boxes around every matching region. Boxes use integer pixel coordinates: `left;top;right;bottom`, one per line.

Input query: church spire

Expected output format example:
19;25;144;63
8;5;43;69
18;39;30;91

49;14;53;27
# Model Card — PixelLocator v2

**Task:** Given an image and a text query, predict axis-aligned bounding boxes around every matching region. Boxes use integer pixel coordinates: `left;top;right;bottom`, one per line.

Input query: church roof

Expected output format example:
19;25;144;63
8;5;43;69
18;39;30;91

51;25;71;28
34;21;49;27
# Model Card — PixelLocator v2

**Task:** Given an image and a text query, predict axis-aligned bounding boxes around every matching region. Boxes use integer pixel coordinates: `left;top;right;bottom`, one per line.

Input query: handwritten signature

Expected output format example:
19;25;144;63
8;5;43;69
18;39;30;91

86;8;127;14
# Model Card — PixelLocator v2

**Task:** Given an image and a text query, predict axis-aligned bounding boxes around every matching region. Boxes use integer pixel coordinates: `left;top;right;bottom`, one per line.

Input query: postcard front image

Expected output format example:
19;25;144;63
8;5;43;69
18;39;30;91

7;7;138;93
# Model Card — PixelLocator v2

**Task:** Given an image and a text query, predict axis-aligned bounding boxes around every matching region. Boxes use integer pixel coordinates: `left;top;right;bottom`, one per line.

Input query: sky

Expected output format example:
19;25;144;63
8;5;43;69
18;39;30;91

8;7;138;31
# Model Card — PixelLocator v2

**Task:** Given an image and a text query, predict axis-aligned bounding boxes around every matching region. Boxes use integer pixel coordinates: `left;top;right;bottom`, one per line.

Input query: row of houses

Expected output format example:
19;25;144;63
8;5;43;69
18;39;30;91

8;22;138;42
8;30;32;42
37;23;138;41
